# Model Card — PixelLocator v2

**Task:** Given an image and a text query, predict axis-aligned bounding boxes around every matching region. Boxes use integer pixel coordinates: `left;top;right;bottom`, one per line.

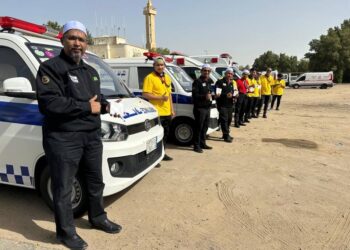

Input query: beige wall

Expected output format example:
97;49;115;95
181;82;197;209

89;44;147;59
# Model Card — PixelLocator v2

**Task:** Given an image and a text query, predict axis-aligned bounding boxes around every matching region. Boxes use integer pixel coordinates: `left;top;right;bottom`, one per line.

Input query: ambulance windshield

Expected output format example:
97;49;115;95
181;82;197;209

27;44;132;98
167;66;193;92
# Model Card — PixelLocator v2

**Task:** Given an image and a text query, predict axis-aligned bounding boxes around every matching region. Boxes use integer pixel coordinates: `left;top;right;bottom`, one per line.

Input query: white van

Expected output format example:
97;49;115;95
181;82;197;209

105;53;220;146
0;16;164;216
289;72;334;89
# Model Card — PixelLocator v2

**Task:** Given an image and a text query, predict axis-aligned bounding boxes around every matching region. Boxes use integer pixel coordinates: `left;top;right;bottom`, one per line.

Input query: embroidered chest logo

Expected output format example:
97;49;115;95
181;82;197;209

68;74;79;83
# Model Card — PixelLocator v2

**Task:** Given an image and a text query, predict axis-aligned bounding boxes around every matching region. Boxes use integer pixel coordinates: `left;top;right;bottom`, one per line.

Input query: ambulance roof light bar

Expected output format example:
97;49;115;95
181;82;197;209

0;16;63;40
143;52;173;63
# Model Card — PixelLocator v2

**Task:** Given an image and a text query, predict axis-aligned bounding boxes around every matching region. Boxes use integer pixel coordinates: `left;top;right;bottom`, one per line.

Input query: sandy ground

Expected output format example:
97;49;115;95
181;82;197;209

1;84;350;250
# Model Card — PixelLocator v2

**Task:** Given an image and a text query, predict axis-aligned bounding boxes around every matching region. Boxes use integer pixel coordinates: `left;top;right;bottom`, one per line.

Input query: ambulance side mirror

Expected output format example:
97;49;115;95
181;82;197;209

4;77;36;99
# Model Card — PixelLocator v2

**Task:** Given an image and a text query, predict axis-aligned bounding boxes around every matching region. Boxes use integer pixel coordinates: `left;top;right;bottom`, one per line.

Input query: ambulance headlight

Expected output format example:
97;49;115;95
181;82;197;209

101;121;128;141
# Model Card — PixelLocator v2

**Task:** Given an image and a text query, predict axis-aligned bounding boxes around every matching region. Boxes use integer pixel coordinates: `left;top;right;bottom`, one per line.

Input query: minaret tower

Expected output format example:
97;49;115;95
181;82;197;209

143;0;157;50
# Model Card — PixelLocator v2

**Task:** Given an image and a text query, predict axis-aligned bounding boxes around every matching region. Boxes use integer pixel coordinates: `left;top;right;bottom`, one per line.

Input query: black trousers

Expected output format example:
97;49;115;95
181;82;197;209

257;95;271;115
218;106;233;138
271;95;282;109
235;94;247;123
250;97;259;116
160;116;172;144
245;97;253;118
43;129;106;239
193;107;210;148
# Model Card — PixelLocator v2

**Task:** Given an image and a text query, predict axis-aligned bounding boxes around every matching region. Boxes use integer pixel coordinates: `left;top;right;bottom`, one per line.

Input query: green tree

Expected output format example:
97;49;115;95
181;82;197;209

297;59;309;72
46;21;62;31
151;47;170;55
253;51;279;71
305;19;350;83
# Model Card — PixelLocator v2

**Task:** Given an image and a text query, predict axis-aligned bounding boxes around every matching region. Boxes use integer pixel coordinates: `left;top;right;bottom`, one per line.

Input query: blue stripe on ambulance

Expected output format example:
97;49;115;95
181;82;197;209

0;101;43;126
0;101;157;125
133;91;193;105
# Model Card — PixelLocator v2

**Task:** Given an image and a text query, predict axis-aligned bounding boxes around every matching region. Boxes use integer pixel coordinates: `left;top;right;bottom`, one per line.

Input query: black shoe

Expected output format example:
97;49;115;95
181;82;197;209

244;119;250;123
92;218;122;234
263;114;267;118
276;108;279;111
234;124;240;128
224;137;233;143
239;122;246;126
162;154;173;161
193;147;203;153
201;144;212;150
57;234;88;250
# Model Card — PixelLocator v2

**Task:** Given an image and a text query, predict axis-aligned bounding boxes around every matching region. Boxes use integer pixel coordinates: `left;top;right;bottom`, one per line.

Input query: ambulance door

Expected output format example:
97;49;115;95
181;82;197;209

0;41;42;188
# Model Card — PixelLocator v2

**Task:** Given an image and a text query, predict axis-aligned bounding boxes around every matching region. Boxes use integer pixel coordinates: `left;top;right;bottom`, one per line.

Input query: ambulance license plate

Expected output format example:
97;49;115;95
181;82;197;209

146;137;157;154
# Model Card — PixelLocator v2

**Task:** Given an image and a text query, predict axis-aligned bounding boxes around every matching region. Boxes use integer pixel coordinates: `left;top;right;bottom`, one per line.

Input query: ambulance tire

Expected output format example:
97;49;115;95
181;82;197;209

39;166;88;218
293;84;300;89
171;118;194;146
320;84;328;89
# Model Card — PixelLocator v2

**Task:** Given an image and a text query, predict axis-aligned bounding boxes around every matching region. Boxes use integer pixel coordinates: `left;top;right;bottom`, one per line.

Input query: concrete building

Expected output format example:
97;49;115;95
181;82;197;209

88;36;147;59
143;0;157;50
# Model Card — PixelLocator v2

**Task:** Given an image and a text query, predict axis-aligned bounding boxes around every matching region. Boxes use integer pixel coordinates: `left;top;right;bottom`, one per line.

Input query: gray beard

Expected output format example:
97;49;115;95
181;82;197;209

70;51;82;64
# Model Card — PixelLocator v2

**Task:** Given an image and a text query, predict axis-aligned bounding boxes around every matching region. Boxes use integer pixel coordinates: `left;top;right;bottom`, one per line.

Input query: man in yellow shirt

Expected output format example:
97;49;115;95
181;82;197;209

271;73;286;110
257;68;274;118
142;57;175;161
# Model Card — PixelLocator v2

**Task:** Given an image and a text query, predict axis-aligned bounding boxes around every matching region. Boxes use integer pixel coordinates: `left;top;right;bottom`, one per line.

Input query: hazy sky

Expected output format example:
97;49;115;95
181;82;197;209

1;0;349;65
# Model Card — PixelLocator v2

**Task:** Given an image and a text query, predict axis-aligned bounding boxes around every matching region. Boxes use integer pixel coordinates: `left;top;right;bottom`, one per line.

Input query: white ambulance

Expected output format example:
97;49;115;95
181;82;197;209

166;54;222;82
105;53;220;146
289;72;334;89
0;17;164;217
190;53;240;77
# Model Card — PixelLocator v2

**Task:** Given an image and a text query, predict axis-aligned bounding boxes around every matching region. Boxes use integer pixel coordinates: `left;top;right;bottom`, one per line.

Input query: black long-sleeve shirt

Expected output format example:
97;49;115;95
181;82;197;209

215;78;235;108
36;50;108;132
192;76;213;108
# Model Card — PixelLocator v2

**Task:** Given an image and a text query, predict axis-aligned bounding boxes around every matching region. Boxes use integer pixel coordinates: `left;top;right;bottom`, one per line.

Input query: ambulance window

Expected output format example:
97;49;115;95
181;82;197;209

297;76;306;82
0;47;35;93
215;67;226;77
137;67;153;89
182;67;197;80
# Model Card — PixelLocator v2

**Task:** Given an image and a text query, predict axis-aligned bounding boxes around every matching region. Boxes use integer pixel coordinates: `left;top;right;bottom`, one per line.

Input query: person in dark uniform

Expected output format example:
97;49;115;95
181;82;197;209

36;21;121;250
192;64;213;153
215;68;236;143
234;70;249;127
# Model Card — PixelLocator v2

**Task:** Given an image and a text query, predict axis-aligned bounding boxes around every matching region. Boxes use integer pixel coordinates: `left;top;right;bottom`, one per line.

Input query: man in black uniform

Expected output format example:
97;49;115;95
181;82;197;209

215;68;235;143
192;64;213;153
36;21;121;250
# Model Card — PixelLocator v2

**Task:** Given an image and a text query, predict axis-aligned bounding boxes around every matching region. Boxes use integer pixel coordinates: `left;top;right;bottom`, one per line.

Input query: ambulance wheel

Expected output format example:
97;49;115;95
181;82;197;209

320;84;328;89
293;84;300;89
39;167;88;218
172;118;194;146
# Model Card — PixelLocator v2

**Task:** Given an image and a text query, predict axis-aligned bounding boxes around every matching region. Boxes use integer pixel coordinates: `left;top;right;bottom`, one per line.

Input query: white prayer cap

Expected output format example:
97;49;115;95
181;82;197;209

242;69;250;75
225;68;234;74
201;64;211;70
62;21;87;35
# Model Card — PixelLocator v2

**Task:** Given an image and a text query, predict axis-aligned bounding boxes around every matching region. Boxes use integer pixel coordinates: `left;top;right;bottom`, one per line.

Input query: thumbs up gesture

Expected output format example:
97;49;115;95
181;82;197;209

89;95;101;114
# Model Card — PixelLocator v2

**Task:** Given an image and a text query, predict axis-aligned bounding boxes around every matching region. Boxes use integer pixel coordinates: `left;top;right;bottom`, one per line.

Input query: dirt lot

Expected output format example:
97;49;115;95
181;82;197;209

1;84;350;250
